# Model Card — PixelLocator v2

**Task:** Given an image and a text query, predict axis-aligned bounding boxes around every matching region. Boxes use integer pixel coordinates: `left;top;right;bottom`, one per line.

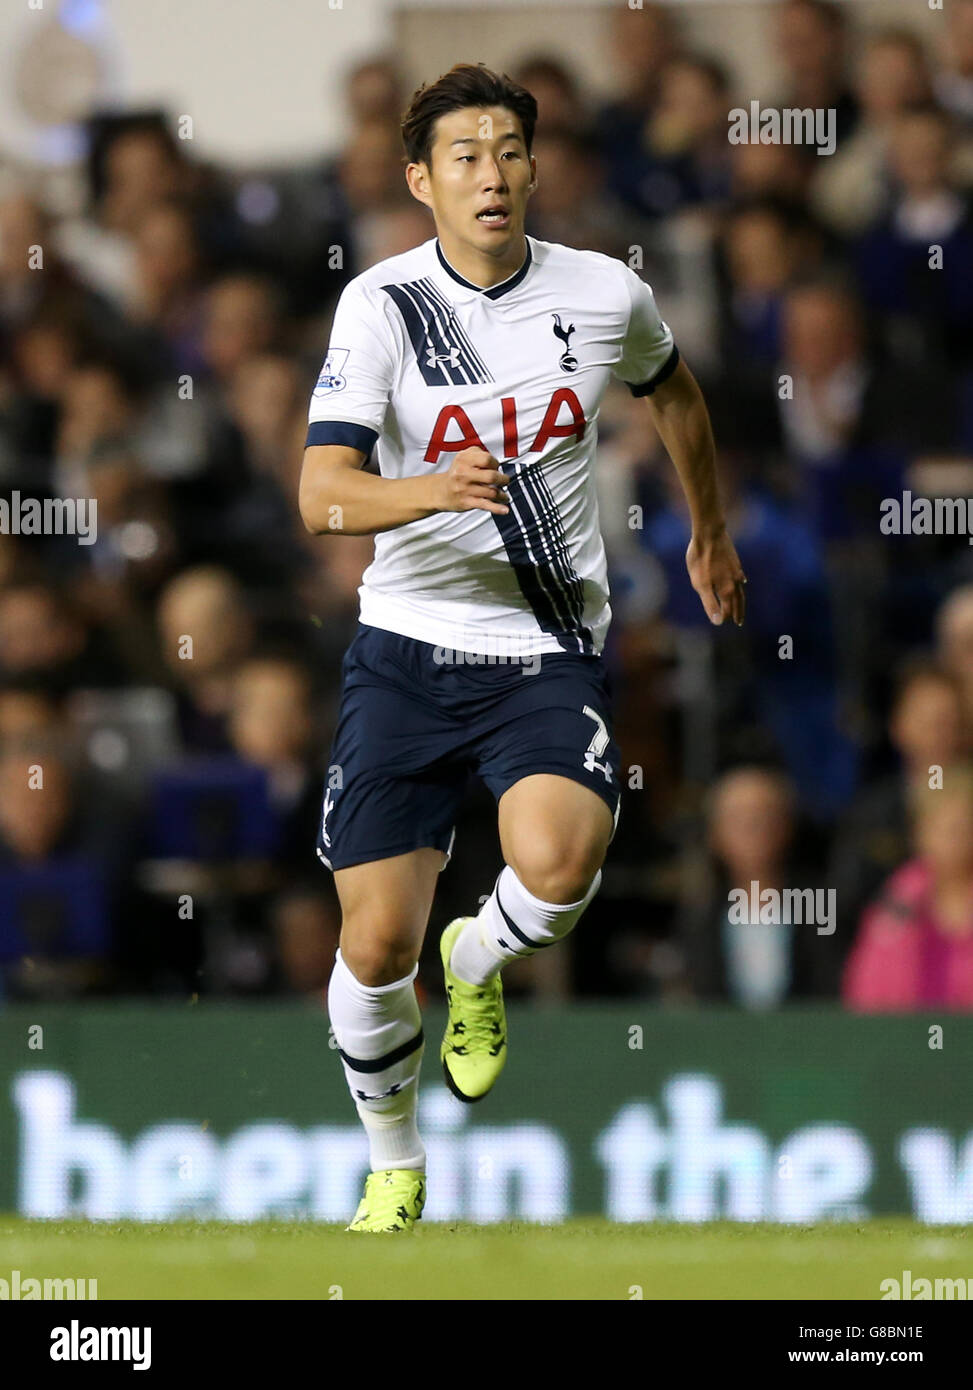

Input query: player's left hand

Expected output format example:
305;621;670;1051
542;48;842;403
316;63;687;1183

686;527;746;627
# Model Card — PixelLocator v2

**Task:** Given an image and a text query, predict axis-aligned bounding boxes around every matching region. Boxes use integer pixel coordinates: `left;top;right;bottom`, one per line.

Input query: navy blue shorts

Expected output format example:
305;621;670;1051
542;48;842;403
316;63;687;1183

316;623;622;872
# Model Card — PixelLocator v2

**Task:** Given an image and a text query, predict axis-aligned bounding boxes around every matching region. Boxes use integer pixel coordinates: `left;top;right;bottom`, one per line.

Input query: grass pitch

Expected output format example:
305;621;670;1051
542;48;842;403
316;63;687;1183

1;1217;968;1299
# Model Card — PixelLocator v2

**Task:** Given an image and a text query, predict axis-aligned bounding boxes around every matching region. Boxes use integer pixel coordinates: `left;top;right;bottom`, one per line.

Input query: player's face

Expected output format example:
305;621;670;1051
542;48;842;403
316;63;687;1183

416;105;536;251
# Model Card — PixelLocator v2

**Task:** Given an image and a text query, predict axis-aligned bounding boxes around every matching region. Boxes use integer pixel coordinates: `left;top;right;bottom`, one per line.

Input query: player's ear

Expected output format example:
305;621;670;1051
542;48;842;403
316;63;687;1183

527;155;538;195
405;161;433;208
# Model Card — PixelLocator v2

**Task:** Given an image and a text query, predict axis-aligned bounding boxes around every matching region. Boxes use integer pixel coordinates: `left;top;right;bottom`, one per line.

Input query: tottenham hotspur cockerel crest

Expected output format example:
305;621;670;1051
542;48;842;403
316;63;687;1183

552;313;578;372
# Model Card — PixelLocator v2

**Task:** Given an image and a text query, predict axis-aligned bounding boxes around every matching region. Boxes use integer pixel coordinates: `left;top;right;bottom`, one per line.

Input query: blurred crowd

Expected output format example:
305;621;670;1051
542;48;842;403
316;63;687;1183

1;0;973;1011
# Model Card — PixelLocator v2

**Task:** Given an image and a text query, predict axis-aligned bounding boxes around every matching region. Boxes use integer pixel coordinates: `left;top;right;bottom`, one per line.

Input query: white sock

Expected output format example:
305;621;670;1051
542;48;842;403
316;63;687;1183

327;949;426;1172
449;865;602;986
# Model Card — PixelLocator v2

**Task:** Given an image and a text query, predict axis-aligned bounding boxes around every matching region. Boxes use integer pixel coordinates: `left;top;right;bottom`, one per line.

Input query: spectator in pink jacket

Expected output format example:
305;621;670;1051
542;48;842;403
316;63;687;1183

843;765;973;1010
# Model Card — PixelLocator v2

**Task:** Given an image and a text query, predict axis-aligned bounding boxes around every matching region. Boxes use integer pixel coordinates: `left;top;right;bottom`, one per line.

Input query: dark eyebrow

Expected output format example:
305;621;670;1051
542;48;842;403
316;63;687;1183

449;132;523;147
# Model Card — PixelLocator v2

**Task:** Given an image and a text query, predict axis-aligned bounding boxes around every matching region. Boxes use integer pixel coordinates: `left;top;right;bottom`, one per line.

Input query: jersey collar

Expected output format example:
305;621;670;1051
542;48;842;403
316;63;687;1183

435;236;533;300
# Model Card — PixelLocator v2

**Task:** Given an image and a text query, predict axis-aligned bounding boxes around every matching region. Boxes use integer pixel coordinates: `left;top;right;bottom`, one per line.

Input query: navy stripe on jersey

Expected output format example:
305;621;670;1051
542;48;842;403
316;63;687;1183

520;462;589;634
381;279;494;387
306;420;378;454
628;342;680;397
515;468;583;634
408;277;495;385
412;276;492;384
493;463;595;656
419;277;493;381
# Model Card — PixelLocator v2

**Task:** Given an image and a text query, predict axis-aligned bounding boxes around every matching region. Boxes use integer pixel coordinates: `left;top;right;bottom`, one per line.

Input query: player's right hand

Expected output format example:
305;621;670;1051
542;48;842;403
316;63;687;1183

435;447;511;515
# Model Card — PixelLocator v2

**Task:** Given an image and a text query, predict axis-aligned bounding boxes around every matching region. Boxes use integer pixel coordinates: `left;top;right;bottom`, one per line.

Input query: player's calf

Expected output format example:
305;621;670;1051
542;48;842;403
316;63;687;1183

451;863;603;985
328;948;427;1173
440;865;603;1104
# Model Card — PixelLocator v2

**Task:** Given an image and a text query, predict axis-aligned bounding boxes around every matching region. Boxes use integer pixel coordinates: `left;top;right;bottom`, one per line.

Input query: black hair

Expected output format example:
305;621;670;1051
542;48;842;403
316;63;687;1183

401;62;537;168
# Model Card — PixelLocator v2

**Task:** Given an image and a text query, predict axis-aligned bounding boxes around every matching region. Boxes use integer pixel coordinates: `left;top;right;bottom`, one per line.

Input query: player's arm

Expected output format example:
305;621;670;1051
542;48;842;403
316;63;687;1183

643;357;746;628
299;444;510;536
617;265;746;626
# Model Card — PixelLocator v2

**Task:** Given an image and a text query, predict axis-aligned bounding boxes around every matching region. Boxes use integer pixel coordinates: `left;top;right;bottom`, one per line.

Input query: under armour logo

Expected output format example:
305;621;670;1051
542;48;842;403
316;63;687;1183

354;1082;403;1102
552;313;578;373
426;344;461;368
583;751;614;783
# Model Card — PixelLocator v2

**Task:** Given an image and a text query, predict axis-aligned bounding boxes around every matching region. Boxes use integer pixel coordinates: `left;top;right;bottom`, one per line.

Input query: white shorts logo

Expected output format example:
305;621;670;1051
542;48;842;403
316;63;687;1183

321;788;335;848
582;704;613;783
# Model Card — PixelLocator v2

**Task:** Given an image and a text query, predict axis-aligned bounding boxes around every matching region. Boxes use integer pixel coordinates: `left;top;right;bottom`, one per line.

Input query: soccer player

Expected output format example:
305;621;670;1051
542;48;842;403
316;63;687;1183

299;63;746;1232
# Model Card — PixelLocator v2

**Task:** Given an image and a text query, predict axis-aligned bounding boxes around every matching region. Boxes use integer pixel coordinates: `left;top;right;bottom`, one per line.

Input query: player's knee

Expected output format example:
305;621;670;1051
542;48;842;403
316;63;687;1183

339;921;419;987
512;841;604;905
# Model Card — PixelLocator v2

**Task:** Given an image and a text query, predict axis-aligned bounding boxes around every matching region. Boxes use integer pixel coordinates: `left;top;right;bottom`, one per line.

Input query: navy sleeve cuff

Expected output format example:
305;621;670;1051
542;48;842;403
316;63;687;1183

306;420;379;456
627;343;680;397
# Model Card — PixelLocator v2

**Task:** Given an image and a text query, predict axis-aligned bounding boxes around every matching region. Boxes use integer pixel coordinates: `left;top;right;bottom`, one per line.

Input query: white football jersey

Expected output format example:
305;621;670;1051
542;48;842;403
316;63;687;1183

306;235;677;658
